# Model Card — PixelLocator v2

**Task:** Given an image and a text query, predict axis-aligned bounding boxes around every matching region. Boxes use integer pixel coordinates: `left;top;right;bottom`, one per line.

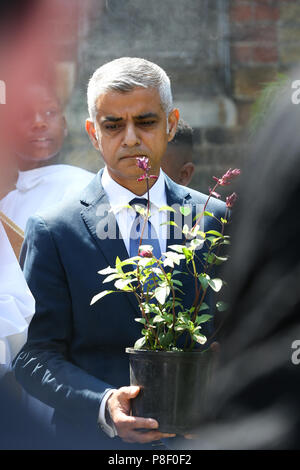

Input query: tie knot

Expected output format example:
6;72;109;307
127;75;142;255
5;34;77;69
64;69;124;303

129;197;148;209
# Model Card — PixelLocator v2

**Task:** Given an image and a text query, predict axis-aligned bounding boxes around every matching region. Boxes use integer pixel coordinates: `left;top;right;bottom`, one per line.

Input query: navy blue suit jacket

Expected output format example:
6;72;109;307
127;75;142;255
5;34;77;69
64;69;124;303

13;170;225;449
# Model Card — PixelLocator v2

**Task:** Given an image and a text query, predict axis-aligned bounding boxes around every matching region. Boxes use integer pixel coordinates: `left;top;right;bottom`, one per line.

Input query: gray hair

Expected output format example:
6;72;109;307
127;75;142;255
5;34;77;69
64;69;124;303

87;57;173;123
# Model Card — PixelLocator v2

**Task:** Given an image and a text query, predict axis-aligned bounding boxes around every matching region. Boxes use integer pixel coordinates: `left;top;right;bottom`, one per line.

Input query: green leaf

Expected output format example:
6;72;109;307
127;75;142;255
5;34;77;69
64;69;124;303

206;230;224;238
158;205;176;213
90;290;114;305
194;211;213;221
174;325;187;332
180;206;191;216
221;217;228;224
199;302;209;311
154;285;170;304
171;279;183;287
196;314;213;324
198;274;210;290
159;329;174;348
114;278;135;290
214;255;229;265
203;253;228;265
182;224;190;235
152;315;165;324
216;301;229;312
163;252;185;267
182;247;193;262
115;256;123;273
208;278;223;292
97;266;117;276
134;337;146;350
102;273;123;283
191;333;207;345
189;238;204;250
168;244;185;253
135;317;146;324
160;221;179;227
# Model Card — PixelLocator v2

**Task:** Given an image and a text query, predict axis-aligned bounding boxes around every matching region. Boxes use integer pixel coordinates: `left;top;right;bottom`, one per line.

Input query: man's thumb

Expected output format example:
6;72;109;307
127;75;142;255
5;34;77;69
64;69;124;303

126;385;140;398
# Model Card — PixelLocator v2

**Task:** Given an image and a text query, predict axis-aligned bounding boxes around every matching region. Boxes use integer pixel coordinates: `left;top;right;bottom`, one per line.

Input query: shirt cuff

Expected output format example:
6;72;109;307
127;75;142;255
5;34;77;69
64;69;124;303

98;388;118;438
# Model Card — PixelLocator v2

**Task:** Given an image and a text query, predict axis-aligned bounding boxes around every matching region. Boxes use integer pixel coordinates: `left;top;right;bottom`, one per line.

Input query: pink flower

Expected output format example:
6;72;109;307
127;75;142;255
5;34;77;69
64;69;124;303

139;249;153;258
209;187;221;199
137;175;146;181
213;168;241;186
149;175;158;180
226;192;238;208
136;156;149;171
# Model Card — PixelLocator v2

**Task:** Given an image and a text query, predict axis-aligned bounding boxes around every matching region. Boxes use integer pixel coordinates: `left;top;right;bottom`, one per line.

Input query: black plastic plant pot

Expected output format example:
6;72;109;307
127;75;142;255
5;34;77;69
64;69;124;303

125;348;214;435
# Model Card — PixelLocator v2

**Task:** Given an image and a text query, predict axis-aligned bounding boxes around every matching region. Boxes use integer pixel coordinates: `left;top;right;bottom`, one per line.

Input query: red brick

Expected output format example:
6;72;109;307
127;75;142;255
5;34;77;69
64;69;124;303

252;45;278;63
231;23;277;43
231;44;253;63
230;4;253;23
254;3;279;21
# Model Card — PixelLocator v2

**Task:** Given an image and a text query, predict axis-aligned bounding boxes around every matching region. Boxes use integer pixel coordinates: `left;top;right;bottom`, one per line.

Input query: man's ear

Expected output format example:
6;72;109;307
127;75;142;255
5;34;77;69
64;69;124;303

85;119;100;150
167;108;179;143
179;162;195;187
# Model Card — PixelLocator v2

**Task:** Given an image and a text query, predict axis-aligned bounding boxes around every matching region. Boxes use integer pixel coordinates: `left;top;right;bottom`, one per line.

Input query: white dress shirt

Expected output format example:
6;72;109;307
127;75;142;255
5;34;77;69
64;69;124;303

0;222;35;377
101;166;168;255
0;164;95;231
98;166;168;437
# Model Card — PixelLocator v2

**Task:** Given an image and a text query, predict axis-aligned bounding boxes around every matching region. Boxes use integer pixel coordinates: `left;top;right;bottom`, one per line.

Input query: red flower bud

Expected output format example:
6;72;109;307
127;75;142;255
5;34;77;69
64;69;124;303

226;192;238;208
209;187;221;199
139;249;153;258
136;156;150;171
213;168;241;186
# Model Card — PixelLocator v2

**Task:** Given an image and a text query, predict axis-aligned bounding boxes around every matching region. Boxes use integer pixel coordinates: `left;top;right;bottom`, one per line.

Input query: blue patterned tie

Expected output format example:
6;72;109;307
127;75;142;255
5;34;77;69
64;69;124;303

129;198;161;259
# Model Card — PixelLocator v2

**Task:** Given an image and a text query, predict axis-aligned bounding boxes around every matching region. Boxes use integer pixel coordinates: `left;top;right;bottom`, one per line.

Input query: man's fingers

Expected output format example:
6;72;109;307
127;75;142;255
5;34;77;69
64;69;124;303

114;414;159;429
131;416;159;430
123;430;176;444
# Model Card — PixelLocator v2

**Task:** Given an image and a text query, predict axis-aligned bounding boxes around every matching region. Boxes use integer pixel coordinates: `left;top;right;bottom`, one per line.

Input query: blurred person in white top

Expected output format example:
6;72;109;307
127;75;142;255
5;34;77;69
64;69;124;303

0;222;34;378
0;81;95;231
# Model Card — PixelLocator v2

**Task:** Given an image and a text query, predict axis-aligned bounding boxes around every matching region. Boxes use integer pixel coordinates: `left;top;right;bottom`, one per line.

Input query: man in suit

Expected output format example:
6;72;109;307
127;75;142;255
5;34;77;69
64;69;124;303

13;57;225;449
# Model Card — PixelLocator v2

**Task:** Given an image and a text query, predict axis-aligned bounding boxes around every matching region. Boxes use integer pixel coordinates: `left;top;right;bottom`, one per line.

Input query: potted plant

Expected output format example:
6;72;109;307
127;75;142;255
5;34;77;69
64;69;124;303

91;157;240;434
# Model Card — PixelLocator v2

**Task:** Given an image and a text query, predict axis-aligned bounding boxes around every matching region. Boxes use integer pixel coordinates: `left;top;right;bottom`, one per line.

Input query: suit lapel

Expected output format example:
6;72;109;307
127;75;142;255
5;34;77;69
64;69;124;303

80;170;140;315
164;174;192;249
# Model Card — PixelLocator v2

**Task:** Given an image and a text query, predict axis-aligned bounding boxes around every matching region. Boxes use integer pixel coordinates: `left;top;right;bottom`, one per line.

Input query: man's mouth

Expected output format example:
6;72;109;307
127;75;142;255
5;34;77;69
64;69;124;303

120;154;148;160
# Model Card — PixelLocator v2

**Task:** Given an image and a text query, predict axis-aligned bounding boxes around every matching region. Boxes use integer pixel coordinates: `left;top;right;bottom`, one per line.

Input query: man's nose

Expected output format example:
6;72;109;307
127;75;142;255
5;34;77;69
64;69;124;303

122;123;140;147
32;112;47;130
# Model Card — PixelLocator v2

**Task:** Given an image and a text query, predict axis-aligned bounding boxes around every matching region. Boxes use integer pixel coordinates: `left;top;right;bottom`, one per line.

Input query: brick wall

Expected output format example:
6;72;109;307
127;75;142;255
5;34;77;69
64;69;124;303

55;1;300;192
188;0;300;191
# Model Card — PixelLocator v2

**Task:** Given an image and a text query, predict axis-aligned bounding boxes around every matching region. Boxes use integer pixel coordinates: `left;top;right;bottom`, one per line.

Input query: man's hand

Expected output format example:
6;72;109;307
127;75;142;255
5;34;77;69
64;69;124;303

107;385;176;444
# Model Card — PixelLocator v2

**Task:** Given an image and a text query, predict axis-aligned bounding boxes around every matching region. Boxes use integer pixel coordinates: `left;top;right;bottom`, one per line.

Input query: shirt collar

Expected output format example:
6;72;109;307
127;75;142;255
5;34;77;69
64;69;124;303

101;166;166;214
16;165;68;192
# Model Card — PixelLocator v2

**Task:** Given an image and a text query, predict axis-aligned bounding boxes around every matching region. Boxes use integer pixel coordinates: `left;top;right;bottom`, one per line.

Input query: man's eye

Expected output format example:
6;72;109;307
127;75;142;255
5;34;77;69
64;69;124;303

105;124;120;130
140;120;156;126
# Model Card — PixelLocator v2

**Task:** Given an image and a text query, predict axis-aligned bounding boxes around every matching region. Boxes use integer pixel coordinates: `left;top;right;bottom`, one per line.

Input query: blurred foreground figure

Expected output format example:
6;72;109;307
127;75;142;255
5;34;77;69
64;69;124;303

0;0;95;450
161;119;195;186
177;74;300;449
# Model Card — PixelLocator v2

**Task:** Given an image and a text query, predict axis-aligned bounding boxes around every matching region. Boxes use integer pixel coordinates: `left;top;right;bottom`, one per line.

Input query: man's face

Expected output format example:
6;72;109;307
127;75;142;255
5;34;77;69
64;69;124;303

13;85;66;163
86;87;178;185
